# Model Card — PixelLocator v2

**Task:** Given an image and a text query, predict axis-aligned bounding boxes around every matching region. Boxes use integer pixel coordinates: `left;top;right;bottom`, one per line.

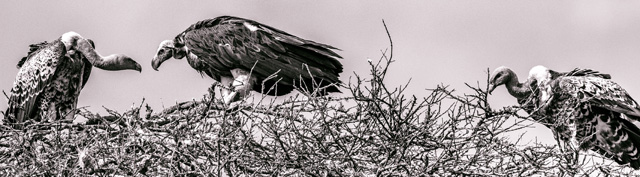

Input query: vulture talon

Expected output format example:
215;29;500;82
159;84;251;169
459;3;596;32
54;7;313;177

226;101;241;112
207;84;217;101
222;92;238;105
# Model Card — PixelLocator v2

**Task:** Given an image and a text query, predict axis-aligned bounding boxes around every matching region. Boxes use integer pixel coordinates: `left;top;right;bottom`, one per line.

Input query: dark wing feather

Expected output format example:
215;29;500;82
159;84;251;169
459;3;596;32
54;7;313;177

6;39;66;123
554;76;640;120
551;68;612;79
16;41;49;69
180;16;342;95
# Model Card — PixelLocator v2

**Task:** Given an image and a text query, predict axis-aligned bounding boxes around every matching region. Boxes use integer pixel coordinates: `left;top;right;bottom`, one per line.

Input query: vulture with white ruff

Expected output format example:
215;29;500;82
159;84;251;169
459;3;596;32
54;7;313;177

151;16;343;104
489;66;611;119
5;32;141;125
491;65;640;169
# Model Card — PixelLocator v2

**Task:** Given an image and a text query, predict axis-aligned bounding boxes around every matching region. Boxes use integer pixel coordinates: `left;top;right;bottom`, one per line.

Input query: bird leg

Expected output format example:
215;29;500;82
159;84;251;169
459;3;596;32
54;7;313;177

44;103;57;123
218;69;256;105
207;82;217;102
62;109;76;122
231;69;255;101
219;76;237;105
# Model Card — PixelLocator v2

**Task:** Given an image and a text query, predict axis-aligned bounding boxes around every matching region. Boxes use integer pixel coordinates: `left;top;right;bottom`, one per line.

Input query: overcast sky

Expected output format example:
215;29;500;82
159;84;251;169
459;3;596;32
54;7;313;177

2;1;640;144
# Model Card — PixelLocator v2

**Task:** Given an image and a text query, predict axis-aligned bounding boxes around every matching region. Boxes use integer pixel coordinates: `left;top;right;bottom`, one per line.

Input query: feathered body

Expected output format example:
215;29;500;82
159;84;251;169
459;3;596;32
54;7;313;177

6;39;88;123
531;66;640;169
525;68;612;123
153;16;343;98
5;32;141;125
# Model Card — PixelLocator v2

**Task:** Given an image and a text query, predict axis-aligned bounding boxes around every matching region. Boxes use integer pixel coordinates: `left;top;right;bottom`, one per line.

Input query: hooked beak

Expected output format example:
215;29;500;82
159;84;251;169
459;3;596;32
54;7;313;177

135;63;142;72
488;83;497;95
151;55;169;71
153;40;178;71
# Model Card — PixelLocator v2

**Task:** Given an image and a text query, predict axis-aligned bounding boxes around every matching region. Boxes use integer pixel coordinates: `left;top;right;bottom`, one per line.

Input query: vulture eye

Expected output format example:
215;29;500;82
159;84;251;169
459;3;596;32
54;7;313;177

492;73;501;82
158;49;165;54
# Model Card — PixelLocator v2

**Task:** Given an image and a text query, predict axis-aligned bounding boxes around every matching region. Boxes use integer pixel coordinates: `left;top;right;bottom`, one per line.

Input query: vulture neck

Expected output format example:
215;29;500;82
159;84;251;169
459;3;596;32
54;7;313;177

89;56;127;71
505;71;531;99
74;38;128;71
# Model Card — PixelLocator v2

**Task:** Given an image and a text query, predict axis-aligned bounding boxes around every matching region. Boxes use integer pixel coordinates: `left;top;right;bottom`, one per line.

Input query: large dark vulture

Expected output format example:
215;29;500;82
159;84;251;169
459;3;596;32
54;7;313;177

4;32;141;125
151;16;343;104
523;65;640;169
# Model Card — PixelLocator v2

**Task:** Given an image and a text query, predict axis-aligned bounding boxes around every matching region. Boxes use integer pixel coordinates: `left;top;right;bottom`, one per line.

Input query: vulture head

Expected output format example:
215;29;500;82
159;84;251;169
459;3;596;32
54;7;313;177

58;31;141;72
77;39;141;72
151;39;187;71
488;66;517;94
102;54;142;72
489;66;537;99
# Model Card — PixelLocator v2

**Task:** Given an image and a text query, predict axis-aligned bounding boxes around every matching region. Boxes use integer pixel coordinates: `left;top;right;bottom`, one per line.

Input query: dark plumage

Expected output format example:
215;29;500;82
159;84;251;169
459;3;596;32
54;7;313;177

529;65;640;169
5;32;141;125
152;16;343;104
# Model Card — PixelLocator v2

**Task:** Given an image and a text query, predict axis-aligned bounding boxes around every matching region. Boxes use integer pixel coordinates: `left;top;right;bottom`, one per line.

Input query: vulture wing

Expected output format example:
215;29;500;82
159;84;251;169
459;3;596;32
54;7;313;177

6;39;66;123
552;76;640;120
179;16;343;96
550;68;612;80
521;68;613;122
16;41;49;69
548;76;640;168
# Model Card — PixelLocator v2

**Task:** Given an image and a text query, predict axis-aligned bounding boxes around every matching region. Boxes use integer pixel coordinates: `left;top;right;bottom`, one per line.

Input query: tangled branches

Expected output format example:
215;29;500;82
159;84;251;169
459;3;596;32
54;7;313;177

1;22;638;176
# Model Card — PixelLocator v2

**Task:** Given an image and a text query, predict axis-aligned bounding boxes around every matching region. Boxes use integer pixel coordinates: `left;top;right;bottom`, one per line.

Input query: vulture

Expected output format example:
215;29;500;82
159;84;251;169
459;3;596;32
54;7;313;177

151;16;343;104
489;66;612;120
492;65;640;169
4;31;141;125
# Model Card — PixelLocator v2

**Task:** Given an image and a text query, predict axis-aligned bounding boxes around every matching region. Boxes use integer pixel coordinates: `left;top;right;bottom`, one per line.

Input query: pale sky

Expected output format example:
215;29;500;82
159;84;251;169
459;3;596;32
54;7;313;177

2;1;640;144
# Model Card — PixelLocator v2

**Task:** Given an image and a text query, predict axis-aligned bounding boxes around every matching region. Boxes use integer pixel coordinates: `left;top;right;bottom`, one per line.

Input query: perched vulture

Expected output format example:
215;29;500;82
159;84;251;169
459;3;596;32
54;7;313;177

4;31;141;125
523;65;640;169
489;66;612;119
151;16;343;104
